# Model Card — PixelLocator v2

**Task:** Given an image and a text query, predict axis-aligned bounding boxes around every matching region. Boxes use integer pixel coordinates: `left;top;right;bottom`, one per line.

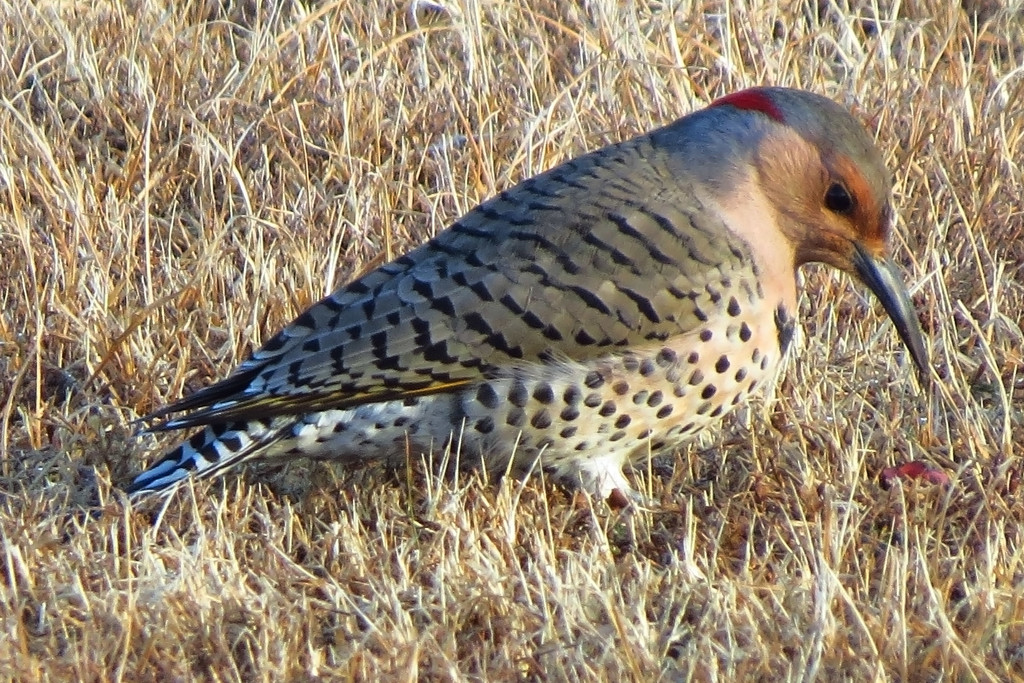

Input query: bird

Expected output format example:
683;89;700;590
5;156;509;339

127;86;928;505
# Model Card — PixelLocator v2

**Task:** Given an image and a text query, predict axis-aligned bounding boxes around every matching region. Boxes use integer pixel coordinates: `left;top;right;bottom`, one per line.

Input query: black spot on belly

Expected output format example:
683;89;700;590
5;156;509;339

476;383;500;409
532;383;555;404
727;297;741;317
507;408;526;427
560;405;580;421
531;409;552;429
508;380;529;407
657;348;677;365
775;304;795;354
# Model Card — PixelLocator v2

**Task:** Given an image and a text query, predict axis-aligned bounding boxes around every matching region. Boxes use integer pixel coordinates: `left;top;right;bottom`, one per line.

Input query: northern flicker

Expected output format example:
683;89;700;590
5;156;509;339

128;87;928;503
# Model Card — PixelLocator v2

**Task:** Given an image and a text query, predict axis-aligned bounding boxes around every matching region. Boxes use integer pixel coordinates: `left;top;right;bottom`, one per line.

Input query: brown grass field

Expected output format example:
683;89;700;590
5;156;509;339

1;0;1022;680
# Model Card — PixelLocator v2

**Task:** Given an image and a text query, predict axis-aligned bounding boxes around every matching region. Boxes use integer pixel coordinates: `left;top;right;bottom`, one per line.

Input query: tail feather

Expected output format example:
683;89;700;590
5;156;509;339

128;418;288;497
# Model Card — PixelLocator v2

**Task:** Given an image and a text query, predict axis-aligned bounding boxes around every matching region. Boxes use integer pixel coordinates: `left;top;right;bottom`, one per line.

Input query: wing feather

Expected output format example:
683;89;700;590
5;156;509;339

146;130;751;430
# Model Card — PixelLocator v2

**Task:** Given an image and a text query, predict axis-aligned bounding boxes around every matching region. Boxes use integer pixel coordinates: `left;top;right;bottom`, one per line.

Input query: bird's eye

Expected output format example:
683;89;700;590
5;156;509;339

824;183;855;215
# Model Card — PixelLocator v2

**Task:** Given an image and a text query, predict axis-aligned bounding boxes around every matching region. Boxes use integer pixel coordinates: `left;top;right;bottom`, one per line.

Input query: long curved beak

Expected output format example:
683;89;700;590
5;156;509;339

852;243;929;381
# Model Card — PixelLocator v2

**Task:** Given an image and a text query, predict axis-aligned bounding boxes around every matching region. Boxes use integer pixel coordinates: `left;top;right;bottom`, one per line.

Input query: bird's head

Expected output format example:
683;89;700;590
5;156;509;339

709;86;928;379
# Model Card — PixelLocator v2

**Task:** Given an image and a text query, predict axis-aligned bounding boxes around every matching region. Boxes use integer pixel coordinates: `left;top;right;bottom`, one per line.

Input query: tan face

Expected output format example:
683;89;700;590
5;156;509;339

754;126;893;270
752;123;928;378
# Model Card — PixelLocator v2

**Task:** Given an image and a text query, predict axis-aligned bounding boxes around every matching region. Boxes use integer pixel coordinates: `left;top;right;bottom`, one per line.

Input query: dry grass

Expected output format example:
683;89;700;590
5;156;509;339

2;0;1023;679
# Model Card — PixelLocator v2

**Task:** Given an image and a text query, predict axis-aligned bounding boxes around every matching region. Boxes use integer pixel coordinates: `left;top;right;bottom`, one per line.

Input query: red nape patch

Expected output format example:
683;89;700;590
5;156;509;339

710;89;784;122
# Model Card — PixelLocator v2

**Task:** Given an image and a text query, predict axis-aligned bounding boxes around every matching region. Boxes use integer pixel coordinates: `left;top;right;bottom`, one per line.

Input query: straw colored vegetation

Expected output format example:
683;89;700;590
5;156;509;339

2;0;1022;679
